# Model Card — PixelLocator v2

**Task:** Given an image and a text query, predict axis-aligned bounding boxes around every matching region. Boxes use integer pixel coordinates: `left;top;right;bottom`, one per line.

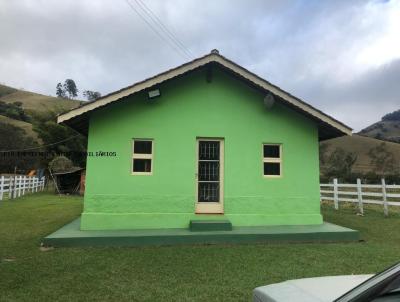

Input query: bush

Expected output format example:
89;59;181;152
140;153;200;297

48;156;73;173
0;101;30;122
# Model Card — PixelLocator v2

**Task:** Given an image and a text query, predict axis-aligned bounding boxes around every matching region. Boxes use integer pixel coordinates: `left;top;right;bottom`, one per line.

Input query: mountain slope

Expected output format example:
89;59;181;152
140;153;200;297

0;84;81;114
359;120;400;143
0;84;82;144
0;115;40;142
321;134;400;174
359;109;400;143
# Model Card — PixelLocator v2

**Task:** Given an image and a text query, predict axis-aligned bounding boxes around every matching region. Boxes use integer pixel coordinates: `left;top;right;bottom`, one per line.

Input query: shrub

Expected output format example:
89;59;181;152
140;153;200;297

49;156;73;173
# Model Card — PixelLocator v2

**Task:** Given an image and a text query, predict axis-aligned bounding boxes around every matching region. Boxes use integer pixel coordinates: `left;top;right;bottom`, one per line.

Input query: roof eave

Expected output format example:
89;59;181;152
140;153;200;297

57;52;352;138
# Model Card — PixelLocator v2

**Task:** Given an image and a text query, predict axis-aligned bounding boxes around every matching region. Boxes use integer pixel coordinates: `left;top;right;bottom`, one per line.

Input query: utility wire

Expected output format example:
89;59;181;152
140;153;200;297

124;0;190;60
134;0;193;58
0;134;81;153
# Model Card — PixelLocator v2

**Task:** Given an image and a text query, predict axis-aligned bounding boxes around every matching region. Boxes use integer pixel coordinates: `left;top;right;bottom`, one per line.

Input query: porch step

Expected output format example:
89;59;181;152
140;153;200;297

189;220;232;232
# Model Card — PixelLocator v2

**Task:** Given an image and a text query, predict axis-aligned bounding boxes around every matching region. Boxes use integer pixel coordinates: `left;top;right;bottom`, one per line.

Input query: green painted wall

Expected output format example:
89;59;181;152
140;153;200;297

82;67;322;230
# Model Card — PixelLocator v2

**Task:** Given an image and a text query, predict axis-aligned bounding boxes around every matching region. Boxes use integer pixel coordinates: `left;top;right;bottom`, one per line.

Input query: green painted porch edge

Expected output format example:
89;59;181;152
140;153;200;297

43;218;360;247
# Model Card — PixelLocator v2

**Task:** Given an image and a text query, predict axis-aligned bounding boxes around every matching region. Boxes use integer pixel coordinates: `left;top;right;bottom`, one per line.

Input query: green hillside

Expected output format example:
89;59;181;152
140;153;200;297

0;84;17;97
0;115;40;142
0;84;81;143
320;134;400;174
0;84;81;114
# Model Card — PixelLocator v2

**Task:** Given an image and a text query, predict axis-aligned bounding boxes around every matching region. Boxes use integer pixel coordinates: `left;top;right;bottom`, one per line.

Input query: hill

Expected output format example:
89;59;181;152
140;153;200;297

0;84;82;143
0;84;17;97
359;120;400;143
359;109;400;143
0;115;40;142
0;84;81;114
320;134;400;174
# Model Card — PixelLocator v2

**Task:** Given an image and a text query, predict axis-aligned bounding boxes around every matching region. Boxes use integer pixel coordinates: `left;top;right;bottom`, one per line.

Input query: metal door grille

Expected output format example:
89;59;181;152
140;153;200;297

198;141;220;202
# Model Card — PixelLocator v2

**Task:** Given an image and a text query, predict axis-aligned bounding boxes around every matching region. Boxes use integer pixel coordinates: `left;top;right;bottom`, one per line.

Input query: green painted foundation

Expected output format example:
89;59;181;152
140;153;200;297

43;218;360;247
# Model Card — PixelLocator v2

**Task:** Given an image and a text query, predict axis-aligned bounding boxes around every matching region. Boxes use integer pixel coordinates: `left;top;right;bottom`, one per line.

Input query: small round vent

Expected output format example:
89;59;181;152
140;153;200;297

263;93;275;109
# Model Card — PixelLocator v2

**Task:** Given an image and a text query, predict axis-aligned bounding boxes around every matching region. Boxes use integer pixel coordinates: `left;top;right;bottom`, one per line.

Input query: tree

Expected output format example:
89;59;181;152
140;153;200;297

56;82;67;98
63;79;78;99
32;110;87;167
324;147;357;181
368;142;396;176
83;90;101;101
0;121;40;172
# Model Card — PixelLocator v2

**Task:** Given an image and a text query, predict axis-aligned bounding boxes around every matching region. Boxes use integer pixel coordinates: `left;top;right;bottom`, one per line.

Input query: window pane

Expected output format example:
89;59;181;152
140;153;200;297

134;140;152;154
198;161;219;181
263;145;280;158
198;182;219;202
264;162;280;176
133;159;152;173
199;141;220;160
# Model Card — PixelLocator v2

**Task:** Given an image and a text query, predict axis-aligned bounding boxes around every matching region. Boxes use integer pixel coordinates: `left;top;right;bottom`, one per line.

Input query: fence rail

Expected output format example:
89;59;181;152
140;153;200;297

320;178;400;216
0;175;45;201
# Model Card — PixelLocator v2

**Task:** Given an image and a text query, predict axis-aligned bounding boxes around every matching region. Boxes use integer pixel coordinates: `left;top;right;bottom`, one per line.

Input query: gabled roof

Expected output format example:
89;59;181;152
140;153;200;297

58;50;352;140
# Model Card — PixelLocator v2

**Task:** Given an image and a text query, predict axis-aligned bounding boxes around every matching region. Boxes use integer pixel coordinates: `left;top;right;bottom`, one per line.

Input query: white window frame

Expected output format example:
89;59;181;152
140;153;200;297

132;139;153;175
262;144;282;178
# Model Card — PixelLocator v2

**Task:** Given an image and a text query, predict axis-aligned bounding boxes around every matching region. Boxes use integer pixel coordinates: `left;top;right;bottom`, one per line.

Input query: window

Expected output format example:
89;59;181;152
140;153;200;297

263;144;282;177
132;139;153;175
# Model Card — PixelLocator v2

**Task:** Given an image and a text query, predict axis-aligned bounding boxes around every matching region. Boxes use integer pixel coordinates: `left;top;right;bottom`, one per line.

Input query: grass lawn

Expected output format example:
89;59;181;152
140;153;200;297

1;193;400;302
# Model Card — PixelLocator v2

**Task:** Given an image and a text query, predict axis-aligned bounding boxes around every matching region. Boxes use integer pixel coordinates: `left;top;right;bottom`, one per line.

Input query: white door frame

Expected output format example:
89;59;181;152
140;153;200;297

195;138;224;214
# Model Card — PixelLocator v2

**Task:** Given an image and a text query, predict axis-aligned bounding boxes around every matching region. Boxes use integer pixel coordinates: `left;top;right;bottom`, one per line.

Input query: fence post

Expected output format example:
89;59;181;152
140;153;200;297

357;178;363;215
333;178;339;210
0;175;4;201
382;178;388;217
11;176;15;199
22;176;26;196
16;175;20;198
8;176;12;199
15;176;18;198
18;175;22;197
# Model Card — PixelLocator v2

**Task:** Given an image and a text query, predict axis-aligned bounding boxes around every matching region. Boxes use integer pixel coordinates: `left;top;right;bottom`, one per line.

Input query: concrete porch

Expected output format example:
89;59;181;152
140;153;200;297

43;218;360;247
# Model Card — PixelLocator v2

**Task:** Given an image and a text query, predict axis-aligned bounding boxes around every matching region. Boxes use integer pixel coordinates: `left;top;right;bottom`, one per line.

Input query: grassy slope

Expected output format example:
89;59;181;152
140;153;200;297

0;84;17;97
360;120;400;143
1;193;400;301
0;84;81;114
321;134;400;174
0;115;40;142
0;84;81;143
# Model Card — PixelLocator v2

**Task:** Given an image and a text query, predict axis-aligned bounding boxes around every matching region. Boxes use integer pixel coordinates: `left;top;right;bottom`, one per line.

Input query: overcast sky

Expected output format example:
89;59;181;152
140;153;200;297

0;0;399;131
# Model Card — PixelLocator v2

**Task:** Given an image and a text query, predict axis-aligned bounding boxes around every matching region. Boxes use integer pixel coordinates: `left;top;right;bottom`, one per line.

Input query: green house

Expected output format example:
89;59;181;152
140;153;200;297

58;50;351;231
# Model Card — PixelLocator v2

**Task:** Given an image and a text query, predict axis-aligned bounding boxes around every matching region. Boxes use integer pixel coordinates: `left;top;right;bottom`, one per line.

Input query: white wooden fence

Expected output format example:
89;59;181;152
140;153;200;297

0;175;45;201
320;178;400;216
